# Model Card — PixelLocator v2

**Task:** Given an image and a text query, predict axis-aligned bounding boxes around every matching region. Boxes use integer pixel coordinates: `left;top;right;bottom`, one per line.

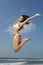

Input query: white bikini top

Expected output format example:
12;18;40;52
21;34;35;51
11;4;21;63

13;23;19;29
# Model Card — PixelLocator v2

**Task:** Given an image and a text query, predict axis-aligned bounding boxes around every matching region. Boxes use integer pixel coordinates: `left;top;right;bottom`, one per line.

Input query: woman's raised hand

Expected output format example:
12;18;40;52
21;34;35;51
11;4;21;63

35;13;41;16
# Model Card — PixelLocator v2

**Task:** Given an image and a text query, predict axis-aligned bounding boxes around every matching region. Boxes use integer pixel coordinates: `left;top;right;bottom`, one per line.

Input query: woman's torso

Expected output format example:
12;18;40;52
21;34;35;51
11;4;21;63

13;23;20;35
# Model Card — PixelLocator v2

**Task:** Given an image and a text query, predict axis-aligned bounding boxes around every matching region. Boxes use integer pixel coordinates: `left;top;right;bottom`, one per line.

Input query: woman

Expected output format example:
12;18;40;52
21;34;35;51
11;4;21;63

13;13;41;52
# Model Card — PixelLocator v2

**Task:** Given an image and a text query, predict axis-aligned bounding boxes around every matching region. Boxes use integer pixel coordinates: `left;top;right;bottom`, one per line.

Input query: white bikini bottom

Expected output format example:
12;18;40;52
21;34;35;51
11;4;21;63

13;33;20;39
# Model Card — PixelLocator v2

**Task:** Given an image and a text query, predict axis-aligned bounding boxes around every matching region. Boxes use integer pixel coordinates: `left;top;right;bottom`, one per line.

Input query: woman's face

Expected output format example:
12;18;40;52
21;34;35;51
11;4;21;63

18;16;24;22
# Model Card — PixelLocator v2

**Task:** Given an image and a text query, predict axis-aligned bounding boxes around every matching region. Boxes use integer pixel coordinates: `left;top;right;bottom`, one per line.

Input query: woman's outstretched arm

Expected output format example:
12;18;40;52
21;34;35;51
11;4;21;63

22;13;41;25
18;13;41;31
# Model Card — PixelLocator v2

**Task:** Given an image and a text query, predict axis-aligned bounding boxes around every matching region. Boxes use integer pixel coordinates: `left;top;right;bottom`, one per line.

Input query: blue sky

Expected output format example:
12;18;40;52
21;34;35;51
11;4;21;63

0;0;43;58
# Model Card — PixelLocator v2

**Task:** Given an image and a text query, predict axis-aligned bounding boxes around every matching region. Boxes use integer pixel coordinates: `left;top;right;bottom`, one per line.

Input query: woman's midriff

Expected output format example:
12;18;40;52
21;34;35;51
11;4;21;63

13;26;19;36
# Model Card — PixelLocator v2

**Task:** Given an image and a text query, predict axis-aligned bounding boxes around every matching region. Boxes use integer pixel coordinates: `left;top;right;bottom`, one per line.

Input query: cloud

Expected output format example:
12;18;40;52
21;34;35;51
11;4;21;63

19;23;36;34
5;23;36;37
5;25;13;36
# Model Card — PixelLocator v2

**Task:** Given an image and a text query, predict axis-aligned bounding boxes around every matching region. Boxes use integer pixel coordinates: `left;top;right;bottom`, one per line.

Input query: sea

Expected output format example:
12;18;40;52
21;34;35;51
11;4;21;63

0;58;43;65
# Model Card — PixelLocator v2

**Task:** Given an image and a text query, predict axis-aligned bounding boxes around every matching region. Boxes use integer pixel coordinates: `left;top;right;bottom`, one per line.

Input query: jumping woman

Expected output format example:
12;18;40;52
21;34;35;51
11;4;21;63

13;13;41;52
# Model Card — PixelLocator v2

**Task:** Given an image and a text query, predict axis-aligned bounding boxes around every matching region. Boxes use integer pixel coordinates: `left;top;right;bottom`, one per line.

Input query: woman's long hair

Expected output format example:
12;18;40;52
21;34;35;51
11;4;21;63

19;15;30;30
21;15;30;24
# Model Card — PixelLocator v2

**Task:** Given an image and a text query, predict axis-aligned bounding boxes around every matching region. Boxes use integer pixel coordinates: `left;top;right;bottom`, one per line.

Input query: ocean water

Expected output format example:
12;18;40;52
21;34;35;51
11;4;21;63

0;58;43;65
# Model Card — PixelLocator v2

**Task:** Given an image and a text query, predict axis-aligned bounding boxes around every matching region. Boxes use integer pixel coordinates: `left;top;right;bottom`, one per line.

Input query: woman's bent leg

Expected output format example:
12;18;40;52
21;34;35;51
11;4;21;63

18;38;31;51
13;37;31;52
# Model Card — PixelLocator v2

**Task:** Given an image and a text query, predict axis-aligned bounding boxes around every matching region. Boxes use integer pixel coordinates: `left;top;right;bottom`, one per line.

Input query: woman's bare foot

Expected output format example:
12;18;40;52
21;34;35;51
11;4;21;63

24;37;31;41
